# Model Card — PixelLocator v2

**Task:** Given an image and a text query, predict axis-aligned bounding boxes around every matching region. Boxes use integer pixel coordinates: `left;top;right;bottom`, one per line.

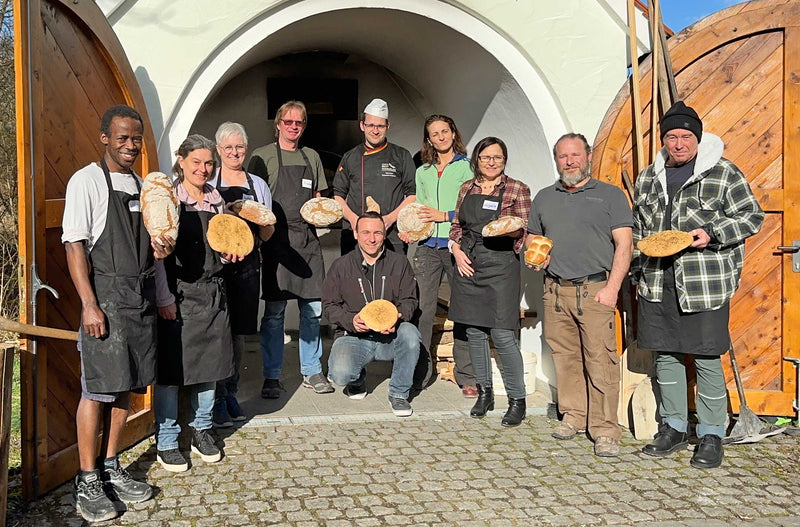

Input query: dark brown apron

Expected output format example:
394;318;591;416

261;147;325;300
448;187;521;330
81;159;156;393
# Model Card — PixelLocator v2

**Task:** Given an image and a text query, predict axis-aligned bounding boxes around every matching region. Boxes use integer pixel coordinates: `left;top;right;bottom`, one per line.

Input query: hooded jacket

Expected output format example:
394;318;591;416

631;133;764;312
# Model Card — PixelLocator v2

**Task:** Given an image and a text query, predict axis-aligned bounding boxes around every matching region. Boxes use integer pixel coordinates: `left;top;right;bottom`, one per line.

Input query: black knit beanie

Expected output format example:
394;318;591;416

660;101;703;142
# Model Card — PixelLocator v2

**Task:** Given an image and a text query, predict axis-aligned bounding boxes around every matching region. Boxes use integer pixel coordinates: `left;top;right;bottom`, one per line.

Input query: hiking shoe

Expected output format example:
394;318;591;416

303;373;335;394
552;421;579;440
102;462;152;503
74;471;117;522
212;397;233;428
389;396;413;417
594;436;621;457
261;378;282;399
225;395;247;421
191;428;222;463
343;383;367;399
157;448;188;472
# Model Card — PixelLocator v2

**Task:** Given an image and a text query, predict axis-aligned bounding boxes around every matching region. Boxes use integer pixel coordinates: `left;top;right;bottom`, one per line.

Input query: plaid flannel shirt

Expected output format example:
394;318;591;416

449;174;532;253
631;134;764;312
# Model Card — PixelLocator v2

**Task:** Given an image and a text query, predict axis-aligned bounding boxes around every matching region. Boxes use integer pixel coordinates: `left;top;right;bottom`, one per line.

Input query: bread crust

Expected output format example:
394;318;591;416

140;171;180;241
207;214;254;257
482;215;526;237
637;230;693;257
397;202;434;242
524;235;553;267
300;197;343;226
229;200;276;226
358;299;399;332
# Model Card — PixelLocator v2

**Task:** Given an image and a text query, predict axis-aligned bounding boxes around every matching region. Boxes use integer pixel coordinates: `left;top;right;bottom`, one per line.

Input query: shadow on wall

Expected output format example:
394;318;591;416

135;66;165;158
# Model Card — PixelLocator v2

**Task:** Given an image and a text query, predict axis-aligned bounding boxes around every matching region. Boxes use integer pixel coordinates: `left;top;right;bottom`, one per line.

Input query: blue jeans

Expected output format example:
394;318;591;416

260;298;323;378
328;322;421;399
154;382;215;451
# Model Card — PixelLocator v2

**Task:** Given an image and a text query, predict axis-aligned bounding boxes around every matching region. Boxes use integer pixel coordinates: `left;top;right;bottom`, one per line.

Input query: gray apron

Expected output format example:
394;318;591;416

448;188;521;330
261;147;325;300
81;159;156;393
157;202;234;385
215;172;261;335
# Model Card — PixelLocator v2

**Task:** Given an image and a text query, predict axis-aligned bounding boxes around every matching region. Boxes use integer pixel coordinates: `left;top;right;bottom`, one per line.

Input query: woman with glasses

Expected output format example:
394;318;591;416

448;137;531;427
247;101;334;399
205;122;273;427
400;115;477;397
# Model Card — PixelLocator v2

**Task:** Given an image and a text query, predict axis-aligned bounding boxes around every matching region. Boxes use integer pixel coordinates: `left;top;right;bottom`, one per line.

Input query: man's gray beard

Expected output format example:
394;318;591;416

559;166;591;187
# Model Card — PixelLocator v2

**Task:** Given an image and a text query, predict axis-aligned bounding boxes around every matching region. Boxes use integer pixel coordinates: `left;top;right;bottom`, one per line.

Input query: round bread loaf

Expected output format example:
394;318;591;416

229;199;276;226
637;230;693;257
365;195;381;213
482;215;526;237
140;171;179;242
525;235;553;267
397;202;434;242
207;214;254;258
300;197;343;226
359;299;399;332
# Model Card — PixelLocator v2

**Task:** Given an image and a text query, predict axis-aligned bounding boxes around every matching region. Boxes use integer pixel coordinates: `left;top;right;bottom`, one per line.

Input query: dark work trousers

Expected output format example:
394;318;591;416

412;244;475;387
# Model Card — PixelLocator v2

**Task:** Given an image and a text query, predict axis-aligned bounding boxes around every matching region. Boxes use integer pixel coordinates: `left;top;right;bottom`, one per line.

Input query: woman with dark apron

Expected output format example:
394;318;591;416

252;101;332;398
153;135;238;472
449;137;532;427
207;122;273;427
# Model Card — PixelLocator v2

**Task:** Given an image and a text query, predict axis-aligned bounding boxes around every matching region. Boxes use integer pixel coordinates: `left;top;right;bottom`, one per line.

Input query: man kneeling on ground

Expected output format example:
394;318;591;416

322;211;421;416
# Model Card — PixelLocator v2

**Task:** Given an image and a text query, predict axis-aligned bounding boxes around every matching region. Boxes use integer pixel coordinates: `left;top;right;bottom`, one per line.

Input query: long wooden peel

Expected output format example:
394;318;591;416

648;0;661;161
627;0;645;175
0;317;78;341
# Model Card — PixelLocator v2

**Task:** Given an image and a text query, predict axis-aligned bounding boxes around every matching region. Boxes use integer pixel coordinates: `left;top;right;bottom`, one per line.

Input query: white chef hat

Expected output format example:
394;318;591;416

363;98;389;119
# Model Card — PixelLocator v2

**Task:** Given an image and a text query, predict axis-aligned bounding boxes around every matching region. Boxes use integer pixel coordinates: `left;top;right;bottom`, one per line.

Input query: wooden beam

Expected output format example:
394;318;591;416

0;345;15;527
627;0;646;176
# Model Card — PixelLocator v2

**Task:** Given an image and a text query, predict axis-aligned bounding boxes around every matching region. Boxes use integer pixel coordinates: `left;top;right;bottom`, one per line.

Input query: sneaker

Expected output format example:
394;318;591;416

225;395;247;421
389;396;413;417
157;448;188;472
261;378;282;399
343;383;367;400
303;373;335;394
102;462;152;503
191;428;222;463
552;421;579;440
212;397;233;428
594;436;621;457
74;471;117;522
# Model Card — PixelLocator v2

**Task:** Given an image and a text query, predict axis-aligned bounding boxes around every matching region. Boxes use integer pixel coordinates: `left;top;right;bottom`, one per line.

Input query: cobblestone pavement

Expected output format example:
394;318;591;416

7;412;800;526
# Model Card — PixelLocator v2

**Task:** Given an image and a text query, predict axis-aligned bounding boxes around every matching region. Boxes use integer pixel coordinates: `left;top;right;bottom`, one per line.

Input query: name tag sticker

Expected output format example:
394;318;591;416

242;194;255;201
128;200;141;212
302;178;313;189
482;200;499;211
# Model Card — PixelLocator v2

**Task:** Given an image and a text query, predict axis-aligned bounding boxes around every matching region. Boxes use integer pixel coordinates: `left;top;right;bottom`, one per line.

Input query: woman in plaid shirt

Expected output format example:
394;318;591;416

448;137;531;427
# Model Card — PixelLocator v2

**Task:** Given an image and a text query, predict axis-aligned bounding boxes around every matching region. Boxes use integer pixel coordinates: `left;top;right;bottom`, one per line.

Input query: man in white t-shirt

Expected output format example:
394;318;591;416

62;105;173;522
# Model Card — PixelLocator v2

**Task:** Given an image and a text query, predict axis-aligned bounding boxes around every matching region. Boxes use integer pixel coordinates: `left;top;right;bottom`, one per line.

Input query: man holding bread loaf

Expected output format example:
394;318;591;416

62;105;173;521
334;98;416;255
527;133;632;458
322;212;421;417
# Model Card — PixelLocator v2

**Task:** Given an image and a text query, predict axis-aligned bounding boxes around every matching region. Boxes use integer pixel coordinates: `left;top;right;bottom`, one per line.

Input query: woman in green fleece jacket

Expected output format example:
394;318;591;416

400;114;477;397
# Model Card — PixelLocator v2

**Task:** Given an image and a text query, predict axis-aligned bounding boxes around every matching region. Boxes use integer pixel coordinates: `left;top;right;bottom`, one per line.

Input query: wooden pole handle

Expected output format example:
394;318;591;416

0;317;79;341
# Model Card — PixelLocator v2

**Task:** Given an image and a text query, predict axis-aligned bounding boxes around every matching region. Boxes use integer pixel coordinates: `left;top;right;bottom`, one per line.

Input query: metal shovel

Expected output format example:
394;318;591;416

726;345;784;444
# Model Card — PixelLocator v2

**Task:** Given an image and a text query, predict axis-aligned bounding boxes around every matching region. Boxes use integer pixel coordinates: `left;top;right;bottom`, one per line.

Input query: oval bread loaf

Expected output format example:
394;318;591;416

525;235;553;267
482;215;526;237
300;197;343;226
140;171;179;242
229;199;276;226
207;214;254;258
397;202;434;242
637;230;693;257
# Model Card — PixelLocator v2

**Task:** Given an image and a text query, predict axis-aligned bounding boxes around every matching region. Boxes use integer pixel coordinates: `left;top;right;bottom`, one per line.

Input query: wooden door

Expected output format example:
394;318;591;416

593;0;800;417
15;0;158;497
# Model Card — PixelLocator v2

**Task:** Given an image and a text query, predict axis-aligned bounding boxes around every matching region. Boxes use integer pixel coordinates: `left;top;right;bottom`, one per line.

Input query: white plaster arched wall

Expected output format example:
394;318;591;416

159;0;568;173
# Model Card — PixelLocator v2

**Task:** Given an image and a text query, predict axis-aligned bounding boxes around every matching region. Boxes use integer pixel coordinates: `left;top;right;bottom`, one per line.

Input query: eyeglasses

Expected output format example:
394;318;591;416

363;123;388;131
281;119;306;127
478;155;505;164
219;144;246;154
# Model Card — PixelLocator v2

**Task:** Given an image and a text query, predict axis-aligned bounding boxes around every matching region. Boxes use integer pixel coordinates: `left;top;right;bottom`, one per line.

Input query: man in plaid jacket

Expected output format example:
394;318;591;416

632;101;763;469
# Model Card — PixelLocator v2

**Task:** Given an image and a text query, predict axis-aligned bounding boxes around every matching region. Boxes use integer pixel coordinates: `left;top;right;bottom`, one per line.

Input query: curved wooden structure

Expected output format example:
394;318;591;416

593;0;800;417
15;0;158;497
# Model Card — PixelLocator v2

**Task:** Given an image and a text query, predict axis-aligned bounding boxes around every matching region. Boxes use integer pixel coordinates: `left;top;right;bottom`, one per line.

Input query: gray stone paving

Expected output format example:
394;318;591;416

7;413;800;526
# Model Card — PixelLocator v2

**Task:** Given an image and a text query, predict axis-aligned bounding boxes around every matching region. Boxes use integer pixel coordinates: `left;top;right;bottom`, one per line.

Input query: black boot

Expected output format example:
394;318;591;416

501;397;526;427
690;434;723;469
470;385;494;418
641;423;688;457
